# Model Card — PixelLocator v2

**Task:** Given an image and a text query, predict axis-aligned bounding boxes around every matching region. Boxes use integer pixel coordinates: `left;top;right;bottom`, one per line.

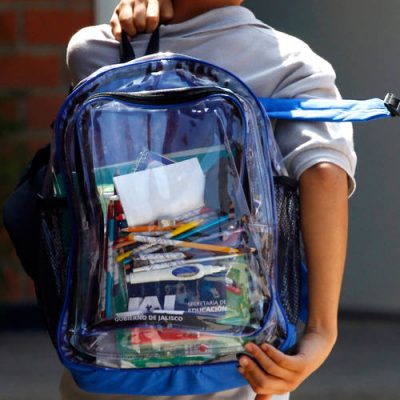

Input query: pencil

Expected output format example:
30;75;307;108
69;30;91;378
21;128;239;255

164;220;203;239
115;235;239;263
132;235;240;254
121;224;179;233
121;220;203;254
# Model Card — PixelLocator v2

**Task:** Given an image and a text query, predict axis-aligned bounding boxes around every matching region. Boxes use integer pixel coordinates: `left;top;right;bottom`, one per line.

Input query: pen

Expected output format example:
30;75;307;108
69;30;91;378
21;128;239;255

126;264;228;284
122;252;188;269
137;252;187;262
130;253;241;273
123;253;190;273
113;230;167;250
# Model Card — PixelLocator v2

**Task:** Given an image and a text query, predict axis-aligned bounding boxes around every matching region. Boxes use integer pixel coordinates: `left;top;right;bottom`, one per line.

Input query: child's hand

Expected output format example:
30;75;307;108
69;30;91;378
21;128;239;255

110;0;173;40
237;330;336;399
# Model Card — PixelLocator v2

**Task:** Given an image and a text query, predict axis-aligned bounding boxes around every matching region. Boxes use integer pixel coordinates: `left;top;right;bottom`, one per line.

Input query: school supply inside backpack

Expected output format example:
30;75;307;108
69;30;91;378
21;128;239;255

3;31;399;396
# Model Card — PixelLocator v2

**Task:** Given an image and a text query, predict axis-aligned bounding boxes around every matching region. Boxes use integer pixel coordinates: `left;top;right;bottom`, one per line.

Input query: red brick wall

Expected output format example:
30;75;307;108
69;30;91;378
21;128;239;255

0;0;94;303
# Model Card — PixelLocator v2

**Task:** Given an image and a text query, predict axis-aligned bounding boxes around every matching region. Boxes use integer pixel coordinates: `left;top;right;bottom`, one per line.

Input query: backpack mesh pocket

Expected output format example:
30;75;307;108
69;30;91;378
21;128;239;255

274;176;301;326
37;197;70;345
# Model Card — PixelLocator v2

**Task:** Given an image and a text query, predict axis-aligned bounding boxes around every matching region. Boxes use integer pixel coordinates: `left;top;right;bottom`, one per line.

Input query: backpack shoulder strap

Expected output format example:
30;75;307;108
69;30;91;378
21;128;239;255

258;93;399;122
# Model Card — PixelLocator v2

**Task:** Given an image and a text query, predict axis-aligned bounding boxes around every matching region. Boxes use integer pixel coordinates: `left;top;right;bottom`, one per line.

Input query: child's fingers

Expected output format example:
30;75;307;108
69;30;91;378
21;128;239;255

132;0;147;33
244;343;292;380
238;357;287;395
159;0;174;22
145;0;161;32
238;356;269;389
111;0;170;39
116;2;137;37
110;10;123;40
261;343;303;372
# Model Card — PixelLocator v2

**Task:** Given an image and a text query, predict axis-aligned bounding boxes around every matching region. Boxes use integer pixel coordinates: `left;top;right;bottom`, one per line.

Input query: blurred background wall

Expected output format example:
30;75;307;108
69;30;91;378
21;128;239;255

1;0;399;322
0;0;94;312
1;3;398;399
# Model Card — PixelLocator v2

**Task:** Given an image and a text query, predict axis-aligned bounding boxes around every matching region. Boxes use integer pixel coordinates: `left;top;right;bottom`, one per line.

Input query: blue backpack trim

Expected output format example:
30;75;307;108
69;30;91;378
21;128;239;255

68;360;248;396
280;322;297;353
259;97;393;122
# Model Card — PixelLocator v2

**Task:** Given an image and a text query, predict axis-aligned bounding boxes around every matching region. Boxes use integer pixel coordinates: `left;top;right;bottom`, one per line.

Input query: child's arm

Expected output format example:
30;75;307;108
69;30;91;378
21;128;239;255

110;0;173;39
238;162;349;400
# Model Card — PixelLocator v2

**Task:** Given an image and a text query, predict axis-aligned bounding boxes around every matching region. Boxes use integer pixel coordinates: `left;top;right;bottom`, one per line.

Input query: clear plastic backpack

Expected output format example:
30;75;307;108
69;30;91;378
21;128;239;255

4;37;397;396
45;52;305;395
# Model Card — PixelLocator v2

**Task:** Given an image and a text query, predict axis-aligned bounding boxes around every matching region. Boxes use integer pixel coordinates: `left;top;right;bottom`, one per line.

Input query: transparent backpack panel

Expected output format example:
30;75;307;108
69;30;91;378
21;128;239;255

64;86;279;368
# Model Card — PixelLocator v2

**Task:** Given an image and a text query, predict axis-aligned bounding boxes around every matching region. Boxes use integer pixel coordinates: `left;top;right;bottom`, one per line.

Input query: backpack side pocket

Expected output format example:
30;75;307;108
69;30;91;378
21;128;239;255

37;196;70;345
274;176;303;328
3;145;50;280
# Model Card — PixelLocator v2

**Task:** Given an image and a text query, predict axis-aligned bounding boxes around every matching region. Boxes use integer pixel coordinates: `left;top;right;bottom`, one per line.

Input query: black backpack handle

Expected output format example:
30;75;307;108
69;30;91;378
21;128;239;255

119;28;160;63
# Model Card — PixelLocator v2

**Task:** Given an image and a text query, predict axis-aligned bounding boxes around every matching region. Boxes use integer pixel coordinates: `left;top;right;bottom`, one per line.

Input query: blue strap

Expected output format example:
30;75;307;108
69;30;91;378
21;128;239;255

259;97;393;122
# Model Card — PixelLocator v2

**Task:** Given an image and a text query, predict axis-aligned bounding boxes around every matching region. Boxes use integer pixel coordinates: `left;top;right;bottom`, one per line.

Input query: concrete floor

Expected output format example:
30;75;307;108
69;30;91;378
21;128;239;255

0;318;399;400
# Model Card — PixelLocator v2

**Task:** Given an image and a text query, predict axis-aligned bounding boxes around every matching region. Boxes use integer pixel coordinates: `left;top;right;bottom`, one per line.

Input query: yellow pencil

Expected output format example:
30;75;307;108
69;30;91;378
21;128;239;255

131;235;240;254
163;220;203;239
121;224;180;233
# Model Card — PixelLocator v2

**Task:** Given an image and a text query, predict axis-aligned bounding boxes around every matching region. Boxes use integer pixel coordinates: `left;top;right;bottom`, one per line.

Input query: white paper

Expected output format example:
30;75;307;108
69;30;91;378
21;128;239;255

113;158;205;226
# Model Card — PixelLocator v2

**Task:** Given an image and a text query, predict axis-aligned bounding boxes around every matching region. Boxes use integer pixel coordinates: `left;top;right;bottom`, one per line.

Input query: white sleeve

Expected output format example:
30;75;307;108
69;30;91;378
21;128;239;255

66;24;120;85
270;36;357;195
